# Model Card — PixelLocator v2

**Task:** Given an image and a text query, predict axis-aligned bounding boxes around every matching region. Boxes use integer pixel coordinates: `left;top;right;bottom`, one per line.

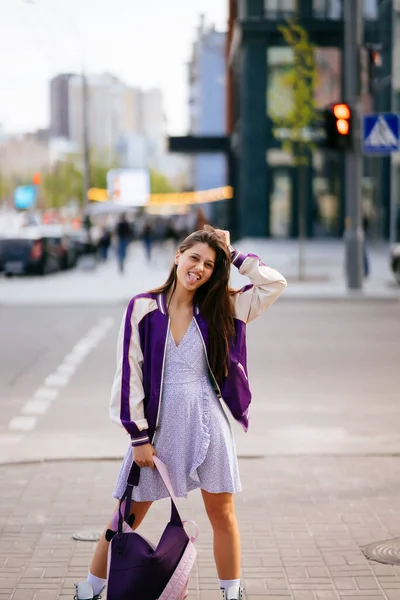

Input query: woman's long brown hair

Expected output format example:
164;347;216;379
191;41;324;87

151;226;235;381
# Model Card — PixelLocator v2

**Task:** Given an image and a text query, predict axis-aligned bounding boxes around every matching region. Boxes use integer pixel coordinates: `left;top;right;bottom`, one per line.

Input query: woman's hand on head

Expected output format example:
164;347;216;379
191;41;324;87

213;229;231;247
132;443;157;469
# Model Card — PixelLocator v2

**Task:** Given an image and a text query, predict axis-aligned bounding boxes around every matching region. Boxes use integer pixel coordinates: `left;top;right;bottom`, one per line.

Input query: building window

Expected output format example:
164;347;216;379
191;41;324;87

363;0;378;20
265;0;296;19
313;0;378;20
313;0;342;20
267;47;295;120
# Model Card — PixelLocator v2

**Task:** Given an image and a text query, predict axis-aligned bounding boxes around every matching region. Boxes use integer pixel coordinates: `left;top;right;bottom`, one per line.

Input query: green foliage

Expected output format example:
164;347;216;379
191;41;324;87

271;19;317;165
90;150;119;190
41;152;120;209
0;172;11;202
149;168;177;194
41;155;178;209
41;160;83;209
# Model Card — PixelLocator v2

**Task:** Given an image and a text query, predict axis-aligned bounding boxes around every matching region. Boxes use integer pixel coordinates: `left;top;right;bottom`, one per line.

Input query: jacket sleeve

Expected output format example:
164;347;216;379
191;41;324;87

230;248;287;323
109;301;150;447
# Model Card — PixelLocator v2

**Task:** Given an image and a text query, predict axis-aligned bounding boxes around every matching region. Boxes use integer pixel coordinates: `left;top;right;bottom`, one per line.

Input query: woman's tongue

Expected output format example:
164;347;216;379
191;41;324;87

187;272;197;284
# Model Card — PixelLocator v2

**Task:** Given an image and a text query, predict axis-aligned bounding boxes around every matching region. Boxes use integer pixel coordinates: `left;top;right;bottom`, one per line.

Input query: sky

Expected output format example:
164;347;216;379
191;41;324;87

0;0;227;135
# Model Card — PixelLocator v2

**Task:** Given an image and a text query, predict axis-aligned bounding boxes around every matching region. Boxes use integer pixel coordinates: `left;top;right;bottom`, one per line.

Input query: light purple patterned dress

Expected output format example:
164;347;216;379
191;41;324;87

113;318;242;502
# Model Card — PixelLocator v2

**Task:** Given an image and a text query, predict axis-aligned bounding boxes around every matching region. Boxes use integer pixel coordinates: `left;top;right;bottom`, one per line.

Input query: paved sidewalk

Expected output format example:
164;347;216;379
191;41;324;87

1;246;399;599
1;456;400;600
0;239;398;305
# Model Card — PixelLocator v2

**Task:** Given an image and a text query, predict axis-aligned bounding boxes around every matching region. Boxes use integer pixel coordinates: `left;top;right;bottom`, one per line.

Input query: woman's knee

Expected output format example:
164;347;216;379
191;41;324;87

108;500;152;532
202;491;237;530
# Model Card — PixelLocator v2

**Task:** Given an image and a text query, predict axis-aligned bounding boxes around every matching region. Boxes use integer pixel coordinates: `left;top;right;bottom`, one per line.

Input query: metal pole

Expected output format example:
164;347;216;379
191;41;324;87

390;2;399;246
344;0;364;289
298;155;307;280
82;70;91;209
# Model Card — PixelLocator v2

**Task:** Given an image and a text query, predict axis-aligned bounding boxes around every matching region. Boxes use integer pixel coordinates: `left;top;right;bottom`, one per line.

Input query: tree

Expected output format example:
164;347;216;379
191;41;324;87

41;160;83;210
0;173;11;205
89;150;119;190
270;19;317;280
41;153;120;209
149;168;177;194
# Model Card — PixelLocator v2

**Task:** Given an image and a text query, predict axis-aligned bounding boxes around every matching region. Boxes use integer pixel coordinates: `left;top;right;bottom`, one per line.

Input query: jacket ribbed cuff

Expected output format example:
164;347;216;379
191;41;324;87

131;433;150;447
229;247;246;268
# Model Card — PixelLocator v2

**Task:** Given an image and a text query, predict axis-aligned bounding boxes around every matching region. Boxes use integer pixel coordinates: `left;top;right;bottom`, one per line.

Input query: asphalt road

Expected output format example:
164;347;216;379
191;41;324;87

0;300;399;464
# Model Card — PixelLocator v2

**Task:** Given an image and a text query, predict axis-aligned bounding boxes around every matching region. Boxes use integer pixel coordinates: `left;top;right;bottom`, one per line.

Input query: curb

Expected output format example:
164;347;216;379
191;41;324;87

2;452;400;468
0;293;399;308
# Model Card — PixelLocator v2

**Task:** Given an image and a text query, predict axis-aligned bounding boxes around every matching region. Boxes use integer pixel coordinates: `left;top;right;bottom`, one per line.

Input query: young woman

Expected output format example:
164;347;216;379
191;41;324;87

74;227;287;600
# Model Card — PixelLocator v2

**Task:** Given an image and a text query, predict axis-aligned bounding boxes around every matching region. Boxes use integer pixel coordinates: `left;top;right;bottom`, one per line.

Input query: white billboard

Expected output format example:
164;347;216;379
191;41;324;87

107;168;150;207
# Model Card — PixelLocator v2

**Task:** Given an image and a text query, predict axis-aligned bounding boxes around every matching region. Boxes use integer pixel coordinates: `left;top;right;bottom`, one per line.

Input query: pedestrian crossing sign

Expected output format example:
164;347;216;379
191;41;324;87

363;113;400;154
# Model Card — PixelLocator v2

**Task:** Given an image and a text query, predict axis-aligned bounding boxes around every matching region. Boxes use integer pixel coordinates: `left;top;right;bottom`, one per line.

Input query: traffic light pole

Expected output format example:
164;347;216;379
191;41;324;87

344;0;364;289
82;70;91;211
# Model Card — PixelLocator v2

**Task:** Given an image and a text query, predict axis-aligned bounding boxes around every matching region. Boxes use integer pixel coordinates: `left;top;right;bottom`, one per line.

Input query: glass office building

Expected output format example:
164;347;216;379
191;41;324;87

227;0;396;239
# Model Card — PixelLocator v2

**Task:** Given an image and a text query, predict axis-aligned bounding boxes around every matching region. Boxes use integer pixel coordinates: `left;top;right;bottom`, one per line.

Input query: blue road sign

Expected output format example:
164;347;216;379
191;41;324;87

14;185;37;210
363;113;400;155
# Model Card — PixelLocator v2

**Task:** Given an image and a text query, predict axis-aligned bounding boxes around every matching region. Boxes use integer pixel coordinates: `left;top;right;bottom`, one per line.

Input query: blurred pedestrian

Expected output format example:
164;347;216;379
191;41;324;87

195;207;207;231
115;213;132;273
362;209;370;278
142;221;153;262
97;227;111;262
73;226;287;600
165;219;180;243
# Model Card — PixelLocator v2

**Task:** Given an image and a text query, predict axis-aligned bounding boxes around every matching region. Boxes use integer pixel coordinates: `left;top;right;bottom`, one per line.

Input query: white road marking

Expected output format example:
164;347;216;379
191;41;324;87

34;388;59;401
57;364;76;377
8;416;37;431
64;353;85;366
21;399;52;415
71;346;91;357
7;316;115;437
44;374;69;388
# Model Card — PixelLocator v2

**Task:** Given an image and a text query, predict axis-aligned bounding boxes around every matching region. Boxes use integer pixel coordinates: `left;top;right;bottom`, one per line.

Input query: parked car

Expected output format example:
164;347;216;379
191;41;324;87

0;225;77;277
69;228;97;258
0;238;5;272
40;224;78;271
390;244;400;285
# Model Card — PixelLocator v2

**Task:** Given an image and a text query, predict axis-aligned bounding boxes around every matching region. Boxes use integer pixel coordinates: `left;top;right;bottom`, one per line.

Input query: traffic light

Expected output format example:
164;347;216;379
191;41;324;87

366;43;382;94
324;103;352;150
32;172;41;185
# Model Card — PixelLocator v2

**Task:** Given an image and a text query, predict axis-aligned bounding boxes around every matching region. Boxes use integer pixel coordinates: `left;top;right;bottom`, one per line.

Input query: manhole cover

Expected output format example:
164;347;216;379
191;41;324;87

72;532;101;542
362;538;400;565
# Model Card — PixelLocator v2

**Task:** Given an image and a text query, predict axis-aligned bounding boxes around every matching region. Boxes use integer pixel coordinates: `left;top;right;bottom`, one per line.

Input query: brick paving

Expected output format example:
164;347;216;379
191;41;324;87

1;456;400;599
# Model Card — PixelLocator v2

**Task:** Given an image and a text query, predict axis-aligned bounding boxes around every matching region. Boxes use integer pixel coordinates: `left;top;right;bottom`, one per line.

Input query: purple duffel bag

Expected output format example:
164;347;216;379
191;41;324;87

106;456;199;600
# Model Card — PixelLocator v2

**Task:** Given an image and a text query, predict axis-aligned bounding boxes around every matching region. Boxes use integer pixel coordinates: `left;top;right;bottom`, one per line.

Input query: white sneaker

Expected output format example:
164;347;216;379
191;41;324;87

74;580;105;600
220;585;244;600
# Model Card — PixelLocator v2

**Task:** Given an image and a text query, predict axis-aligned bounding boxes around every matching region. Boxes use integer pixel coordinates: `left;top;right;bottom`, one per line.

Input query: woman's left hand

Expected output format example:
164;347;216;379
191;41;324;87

214;229;231;247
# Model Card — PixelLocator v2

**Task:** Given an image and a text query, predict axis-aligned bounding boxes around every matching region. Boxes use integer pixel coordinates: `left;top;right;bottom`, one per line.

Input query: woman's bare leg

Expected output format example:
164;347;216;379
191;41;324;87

89;500;152;578
201;490;241;580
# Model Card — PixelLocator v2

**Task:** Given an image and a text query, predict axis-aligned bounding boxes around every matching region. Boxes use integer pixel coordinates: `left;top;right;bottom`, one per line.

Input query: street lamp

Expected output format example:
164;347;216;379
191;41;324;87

21;0;91;209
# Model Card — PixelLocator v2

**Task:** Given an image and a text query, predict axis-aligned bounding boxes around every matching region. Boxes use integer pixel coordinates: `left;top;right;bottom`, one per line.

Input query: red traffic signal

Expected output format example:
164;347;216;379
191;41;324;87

333;104;351;136
32;172;41;185
324;103;352;150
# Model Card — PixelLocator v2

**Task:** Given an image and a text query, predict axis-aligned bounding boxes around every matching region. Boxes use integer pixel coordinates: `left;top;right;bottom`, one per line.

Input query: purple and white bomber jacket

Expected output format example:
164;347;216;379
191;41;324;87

109;249;287;447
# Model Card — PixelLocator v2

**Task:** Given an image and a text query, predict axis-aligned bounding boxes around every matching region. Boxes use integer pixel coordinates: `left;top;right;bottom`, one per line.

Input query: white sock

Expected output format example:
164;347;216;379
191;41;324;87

219;579;241;596
87;572;107;597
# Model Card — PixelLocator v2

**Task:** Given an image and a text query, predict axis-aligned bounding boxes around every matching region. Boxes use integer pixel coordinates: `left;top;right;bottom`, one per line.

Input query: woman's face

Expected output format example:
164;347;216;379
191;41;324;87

175;242;216;292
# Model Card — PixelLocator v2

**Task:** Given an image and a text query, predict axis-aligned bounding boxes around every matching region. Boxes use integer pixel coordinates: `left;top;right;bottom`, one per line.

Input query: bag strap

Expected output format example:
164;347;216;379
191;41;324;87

152;456;179;504
115;457;183;533
126;457;178;500
182;520;199;542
